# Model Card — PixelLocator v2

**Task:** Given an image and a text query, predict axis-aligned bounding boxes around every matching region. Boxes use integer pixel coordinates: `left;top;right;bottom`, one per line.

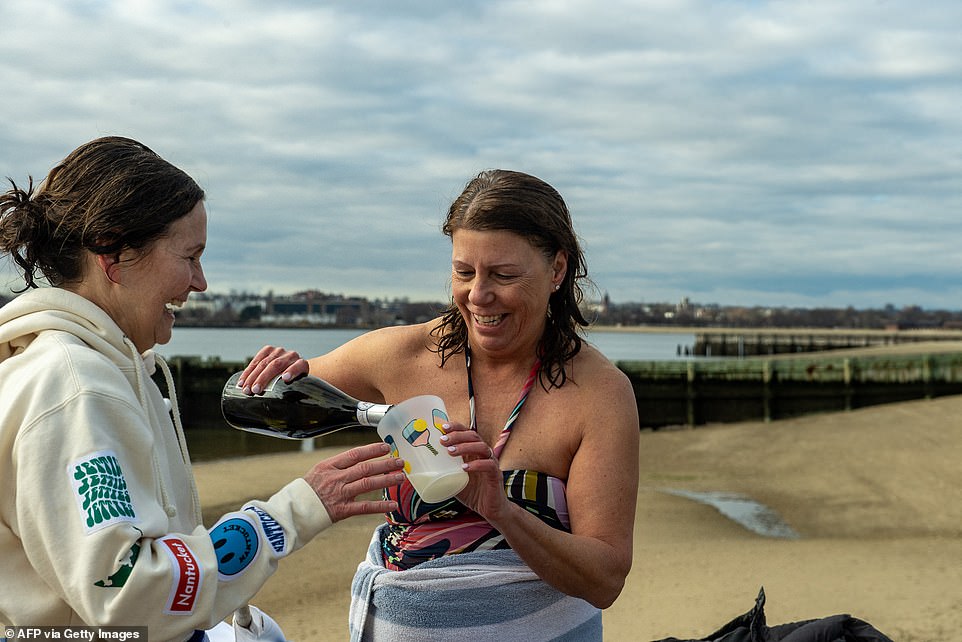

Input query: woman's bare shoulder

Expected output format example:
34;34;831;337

316;320;441;374
357;320;439;356
565;343;639;437
310;320;442;401
571;341;632;389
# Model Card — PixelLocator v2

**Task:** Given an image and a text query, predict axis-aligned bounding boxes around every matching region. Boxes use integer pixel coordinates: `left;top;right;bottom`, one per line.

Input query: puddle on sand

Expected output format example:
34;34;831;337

660;488;800;539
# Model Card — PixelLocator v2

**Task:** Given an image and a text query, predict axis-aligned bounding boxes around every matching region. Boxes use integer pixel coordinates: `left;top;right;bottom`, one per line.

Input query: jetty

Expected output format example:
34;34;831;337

618;344;962;428
688;326;962;357
592;324;962;357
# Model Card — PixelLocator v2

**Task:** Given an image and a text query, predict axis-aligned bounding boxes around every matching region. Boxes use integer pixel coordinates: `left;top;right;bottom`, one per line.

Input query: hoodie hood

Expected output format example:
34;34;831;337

0;288;134;368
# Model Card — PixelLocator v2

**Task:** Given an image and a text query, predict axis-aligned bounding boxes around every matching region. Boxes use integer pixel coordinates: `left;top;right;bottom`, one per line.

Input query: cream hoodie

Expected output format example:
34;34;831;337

0;288;331;641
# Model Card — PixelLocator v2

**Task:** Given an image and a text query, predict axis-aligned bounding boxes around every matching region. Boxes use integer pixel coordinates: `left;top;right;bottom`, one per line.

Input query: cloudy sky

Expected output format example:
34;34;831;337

2;0;961;309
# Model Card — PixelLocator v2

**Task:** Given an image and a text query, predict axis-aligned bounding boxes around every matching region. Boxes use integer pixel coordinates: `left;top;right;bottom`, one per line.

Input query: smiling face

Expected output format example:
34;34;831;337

108;201;208;352
451;228;566;360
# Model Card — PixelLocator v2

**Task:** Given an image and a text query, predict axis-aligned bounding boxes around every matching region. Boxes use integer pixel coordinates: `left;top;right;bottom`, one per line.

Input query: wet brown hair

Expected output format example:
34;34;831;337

0;136;204;291
431;169;590;389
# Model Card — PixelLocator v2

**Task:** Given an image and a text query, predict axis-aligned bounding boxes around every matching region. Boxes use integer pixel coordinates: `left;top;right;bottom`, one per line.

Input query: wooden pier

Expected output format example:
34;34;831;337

689;327;962;357
618;350;962;429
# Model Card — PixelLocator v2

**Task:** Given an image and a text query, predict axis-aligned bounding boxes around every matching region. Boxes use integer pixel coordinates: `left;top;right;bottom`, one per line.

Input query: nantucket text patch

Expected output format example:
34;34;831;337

160;536;202;614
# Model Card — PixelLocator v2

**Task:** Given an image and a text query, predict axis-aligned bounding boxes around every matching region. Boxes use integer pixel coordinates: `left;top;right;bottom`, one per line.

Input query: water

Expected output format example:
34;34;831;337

158;326;695;363
660;488;800;539
157;327;371;362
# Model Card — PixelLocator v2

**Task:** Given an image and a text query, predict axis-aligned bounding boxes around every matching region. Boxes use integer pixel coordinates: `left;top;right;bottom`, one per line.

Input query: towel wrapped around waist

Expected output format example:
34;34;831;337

349;523;602;641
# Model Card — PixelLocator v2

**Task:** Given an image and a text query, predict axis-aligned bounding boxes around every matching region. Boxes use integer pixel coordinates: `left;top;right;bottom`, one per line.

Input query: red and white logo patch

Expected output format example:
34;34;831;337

160;536;203;614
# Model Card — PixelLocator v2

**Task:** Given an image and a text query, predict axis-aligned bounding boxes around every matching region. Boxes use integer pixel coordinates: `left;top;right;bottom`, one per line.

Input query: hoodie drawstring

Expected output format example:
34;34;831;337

125;338;203;526
155;352;203;525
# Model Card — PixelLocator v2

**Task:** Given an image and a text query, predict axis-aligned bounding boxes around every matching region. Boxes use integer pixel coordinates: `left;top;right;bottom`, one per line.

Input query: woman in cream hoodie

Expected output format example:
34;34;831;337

0;137;404;641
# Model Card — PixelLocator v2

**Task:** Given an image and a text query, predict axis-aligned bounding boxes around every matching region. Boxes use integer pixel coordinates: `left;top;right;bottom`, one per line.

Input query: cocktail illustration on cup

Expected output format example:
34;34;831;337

402;418;438;454
377;395;468;503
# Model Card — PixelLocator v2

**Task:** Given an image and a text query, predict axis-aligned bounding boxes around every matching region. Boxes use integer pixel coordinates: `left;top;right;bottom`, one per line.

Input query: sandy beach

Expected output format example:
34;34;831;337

193;393;962;641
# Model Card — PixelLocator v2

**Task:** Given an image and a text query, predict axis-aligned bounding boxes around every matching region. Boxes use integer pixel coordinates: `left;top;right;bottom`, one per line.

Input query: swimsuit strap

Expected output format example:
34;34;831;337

465;345;541;458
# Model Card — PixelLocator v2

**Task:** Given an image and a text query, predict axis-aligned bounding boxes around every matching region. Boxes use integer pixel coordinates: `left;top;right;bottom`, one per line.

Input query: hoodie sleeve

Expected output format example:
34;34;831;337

13;368;332;637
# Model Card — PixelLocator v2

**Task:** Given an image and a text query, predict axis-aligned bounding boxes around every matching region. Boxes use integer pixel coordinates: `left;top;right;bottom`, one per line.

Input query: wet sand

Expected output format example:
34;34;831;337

193;393;962;641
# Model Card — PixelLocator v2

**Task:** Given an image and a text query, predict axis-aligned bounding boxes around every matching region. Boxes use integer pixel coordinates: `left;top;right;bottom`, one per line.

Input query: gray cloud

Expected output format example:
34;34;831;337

2;0;961;308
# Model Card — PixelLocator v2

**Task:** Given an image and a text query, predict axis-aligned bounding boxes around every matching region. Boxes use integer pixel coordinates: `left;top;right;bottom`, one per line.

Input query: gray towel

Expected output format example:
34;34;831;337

349;524;602;641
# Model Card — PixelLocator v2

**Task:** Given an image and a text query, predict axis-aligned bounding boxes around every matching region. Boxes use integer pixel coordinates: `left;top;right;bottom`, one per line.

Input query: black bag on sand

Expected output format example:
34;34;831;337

654;587;894;642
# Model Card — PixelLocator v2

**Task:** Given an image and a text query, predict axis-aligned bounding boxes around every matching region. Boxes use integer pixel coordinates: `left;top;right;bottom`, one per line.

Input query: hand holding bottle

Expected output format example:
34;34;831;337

238;345;309;394
303;441;404;522
222;371;392;439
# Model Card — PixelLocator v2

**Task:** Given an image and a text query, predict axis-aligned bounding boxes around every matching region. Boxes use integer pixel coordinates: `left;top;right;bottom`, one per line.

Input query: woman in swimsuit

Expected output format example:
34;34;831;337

241;170;639;626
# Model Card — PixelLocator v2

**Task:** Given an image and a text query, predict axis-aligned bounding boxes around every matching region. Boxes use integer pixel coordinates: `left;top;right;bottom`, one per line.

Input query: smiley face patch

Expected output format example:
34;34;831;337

209;514;259;580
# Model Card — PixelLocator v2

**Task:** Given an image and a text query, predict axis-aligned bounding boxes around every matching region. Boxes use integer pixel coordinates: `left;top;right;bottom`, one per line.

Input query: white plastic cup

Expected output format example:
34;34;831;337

377;395;469;503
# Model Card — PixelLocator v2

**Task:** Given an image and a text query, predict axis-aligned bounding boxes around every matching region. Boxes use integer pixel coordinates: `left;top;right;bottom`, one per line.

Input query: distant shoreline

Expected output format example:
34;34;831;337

173;321;962;338
588;324;962;338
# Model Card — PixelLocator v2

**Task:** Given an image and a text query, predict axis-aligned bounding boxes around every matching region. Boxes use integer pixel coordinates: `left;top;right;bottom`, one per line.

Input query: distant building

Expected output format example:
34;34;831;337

262;290;369;325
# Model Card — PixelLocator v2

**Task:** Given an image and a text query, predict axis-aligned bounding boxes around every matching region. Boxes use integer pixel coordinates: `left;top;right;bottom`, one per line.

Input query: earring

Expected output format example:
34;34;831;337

554;284;560;291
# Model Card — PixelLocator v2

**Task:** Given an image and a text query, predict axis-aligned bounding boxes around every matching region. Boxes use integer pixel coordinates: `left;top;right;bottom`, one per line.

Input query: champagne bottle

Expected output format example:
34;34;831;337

221;372;392;439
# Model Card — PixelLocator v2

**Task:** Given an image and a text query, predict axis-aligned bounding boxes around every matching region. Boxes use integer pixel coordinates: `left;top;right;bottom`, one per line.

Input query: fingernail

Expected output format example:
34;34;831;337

238;378;246;387
462;463;469;470
440;435;449;442
442;423;451;430
251;384;262;394
242;386;252;395
447;446;456;453
281;372;292;382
